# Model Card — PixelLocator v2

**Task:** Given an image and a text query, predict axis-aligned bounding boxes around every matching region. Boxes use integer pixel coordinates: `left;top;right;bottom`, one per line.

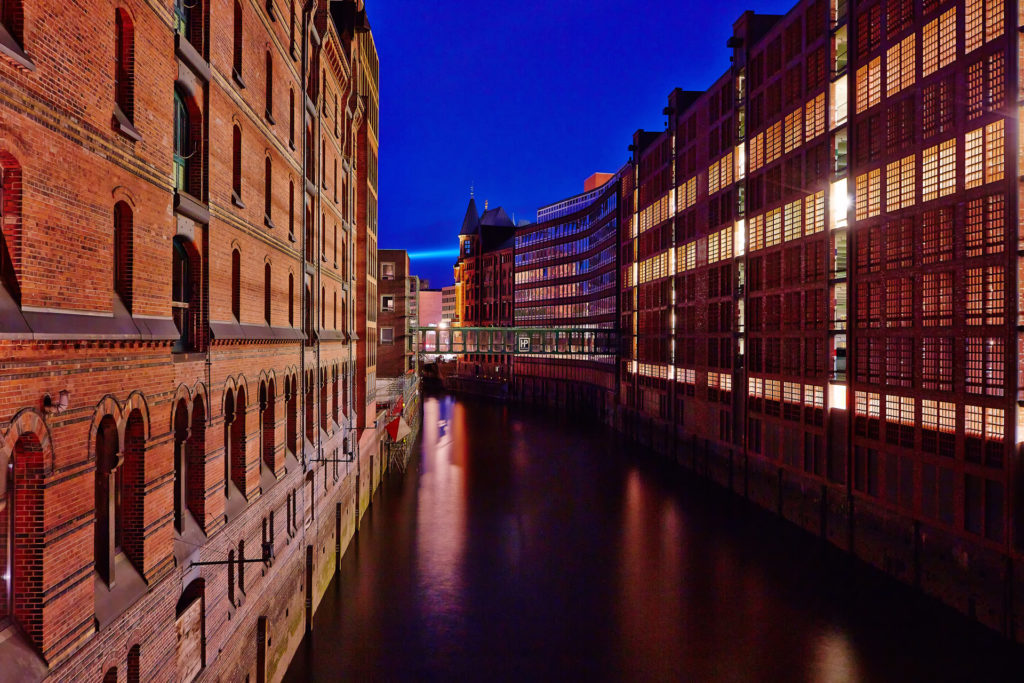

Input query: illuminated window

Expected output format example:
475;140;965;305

749;214;764;252
922;271;953;326
921;207;953;264
965;194;1005;258
922;16;939;76
984;120;1004;183
805;94;826;141
921;338;953;391
967;61;984;119
985;0;1004;43
966;265;1004;325
885;154;915;211
766;122;782;164
765;208;782;247
965;127;984;189
804;191;825;235
855;168;880;220
938;138;956;197
855;57;882;113
886;34;915;96
830;76;847;128
922;143;939;200
750;133;764;172
784;200;802;241
965;0;984;53
784;108;803;153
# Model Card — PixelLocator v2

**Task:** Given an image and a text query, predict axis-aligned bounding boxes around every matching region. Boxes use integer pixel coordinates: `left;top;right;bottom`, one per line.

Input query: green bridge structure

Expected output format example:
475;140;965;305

414;327;619;356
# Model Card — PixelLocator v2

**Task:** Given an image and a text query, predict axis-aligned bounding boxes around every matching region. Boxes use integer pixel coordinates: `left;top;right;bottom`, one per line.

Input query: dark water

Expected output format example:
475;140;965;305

285;393;1024;682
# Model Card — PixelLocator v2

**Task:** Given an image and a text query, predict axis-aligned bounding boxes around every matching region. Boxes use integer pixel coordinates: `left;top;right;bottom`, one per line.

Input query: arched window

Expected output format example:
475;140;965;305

331;366;338;424
103;667;117;683
173;91;190;193
0;440;10;625
287;273;294;326
114;201;133;311
171;236;199;352
173;399;189;533
288;88;295;148
264;157;273;225
230;387;246;496
286;376;298;456
319;368;327;432
332;290;337;329
95;415;121;587
333;224;337;266
304;205;313;262
127;644;141;683
263;263;271;325
320;286;325;329
114;9;135;124
232;1;243;82
303;283;312;345
260;381;275;472
288;180;294;240
231;248;240;321
264;52;274;121
304;371;314;444
1;152;23;301
232;125;242;202
288;0;295;54
320;214;326;260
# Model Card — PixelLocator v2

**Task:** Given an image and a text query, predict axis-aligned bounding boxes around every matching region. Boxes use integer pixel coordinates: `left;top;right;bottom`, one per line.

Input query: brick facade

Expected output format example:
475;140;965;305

0;0;383;681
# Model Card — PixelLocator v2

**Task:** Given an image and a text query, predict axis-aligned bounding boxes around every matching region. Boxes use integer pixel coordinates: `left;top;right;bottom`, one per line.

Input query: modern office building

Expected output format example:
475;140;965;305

441;285;458;325
513;174;622;415
0;0;383;679
620;0;1023;638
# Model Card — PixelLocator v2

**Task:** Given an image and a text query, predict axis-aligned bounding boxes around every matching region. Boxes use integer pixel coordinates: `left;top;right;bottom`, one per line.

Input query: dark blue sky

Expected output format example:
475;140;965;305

372;0;792;288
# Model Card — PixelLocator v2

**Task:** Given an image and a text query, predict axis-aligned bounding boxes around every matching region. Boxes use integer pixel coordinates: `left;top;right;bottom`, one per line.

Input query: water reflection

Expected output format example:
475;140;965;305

286;394;1024;682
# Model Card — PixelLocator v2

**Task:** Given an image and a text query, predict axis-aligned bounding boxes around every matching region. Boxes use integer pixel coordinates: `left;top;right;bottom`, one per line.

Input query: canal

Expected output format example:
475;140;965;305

285;393;1024;681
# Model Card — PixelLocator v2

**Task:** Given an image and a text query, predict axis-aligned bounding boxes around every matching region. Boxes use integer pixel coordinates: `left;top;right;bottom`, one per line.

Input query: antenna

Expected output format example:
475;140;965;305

470;182;474;198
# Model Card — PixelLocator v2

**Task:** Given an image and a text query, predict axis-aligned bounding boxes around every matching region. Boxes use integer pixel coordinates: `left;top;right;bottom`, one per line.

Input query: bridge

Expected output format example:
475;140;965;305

414;326;619;356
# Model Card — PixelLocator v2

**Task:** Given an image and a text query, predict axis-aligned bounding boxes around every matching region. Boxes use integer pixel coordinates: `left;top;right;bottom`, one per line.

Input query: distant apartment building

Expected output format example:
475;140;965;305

442;285;458;325
378;250;417;379
513;174;622;415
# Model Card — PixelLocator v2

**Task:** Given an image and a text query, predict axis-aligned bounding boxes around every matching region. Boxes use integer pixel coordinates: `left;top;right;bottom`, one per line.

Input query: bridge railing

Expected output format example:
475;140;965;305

414;326;619;356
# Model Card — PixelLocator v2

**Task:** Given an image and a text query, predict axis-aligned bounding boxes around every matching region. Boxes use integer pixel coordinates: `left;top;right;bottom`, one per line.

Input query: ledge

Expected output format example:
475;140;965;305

318;329;347;341
0;289;180;342
231;190;246;209
304;178;316;197
232;68;246;89
304;94;316;118
265;0;276;20
209;320;306;341
174;191;210;224
175;33;210;82
111;106;142;142
0;24;34;71
264;214;276;230
265;109;276;125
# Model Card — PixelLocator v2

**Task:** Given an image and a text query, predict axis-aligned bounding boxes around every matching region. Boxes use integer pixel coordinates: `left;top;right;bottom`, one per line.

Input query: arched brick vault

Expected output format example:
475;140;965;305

85;393;151;463
111;186;137;208
0;407;56;488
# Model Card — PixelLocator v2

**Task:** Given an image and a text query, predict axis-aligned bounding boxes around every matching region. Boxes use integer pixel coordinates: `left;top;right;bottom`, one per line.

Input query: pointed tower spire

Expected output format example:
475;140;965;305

459;196;481;236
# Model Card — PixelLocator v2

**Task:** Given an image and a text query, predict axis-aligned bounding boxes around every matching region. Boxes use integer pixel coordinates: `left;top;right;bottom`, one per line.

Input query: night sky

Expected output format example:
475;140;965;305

372;0;793;288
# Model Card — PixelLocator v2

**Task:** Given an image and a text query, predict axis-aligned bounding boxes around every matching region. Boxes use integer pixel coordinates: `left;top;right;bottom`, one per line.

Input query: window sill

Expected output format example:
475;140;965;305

265;0;276;20
289;139;297;151
265;110;276;125
290;44;298;61
232;68;246;89
264;214;276;229
175;33;210;82
288;231;297;243
0;24;34;71
174;190;210;225
231;190;246;209
111;106;142;142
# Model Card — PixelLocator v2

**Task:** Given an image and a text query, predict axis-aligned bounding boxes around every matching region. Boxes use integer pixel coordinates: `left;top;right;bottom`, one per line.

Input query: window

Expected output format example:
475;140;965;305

288;180;294;240
264;263;271;325
381;262;395;280
232;1;243;83
966;194;1005;257
0;0;31;68
95;413;145;586
921;207;953;263
921;271;953;326
232;125;242;203
966;265;1004;325
173;91;190;193
855;56;881;113
380;327;394;344
173;396;206;533
172;236;202;352
381;294;394;312
886;34;914;97
231;249;241;321
966;337;1004;396
264;52;274;121
885;155;914;211
114;201;133;310
289;88;295;147
263;157;274;227
922;8;956;77
0;155;19;299
854;168;880;219
288;273;294;326
114;9;135;125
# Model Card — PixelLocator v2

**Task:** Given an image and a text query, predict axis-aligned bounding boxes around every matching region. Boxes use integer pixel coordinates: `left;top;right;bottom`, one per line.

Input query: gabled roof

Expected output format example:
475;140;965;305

459;198;481;236
480;206;514;228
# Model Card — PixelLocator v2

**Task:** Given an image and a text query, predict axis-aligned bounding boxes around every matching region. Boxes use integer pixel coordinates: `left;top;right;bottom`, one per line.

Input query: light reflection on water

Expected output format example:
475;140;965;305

286;394;1024;682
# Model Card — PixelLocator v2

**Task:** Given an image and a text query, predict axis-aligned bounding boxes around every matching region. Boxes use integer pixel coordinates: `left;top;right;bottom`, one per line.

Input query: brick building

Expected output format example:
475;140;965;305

513;175;621;417
377;249;416;380
619;0;1024;640
452;198;515;380
0;0;383;680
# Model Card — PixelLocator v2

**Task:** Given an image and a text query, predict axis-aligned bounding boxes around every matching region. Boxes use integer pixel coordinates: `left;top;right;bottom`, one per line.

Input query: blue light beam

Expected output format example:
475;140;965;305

407;248;459;260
